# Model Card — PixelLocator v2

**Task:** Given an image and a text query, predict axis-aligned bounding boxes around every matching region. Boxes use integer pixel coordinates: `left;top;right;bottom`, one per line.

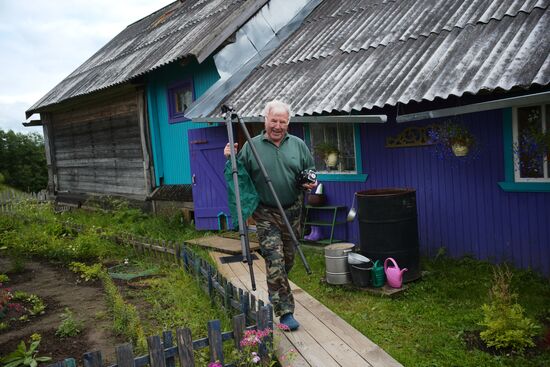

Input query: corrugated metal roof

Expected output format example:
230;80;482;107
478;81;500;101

216;0;550;116
27;0;267;116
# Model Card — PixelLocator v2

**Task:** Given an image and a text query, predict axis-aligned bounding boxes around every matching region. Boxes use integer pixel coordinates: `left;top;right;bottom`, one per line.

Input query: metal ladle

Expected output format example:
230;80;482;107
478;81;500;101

347;193;357;221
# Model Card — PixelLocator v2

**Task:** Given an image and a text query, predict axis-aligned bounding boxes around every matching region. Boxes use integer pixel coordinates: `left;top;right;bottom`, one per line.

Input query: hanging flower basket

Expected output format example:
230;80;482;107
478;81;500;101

429;121;476;157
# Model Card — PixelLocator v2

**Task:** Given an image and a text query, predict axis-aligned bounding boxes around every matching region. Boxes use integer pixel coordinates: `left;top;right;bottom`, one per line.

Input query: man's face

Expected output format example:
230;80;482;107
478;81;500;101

265;106;289;145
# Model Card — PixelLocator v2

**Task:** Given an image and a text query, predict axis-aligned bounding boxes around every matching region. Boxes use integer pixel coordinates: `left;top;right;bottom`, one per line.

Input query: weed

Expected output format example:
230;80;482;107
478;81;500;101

70;262;103;282
0;274;9;283
56;308;83;338
95;266;146;352
9;255;25;274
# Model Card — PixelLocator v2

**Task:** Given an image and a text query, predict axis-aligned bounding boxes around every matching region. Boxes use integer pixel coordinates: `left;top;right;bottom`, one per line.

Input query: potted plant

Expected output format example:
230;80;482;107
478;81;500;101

314;142;340;168
429;121;476;156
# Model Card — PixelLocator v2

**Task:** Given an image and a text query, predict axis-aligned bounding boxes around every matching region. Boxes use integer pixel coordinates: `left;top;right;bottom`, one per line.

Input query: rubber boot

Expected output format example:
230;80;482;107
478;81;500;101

280;313;300;331
306;226;323;241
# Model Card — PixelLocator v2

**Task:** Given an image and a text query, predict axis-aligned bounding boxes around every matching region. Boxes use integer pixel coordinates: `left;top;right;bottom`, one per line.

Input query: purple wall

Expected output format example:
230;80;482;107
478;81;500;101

320;109;550;276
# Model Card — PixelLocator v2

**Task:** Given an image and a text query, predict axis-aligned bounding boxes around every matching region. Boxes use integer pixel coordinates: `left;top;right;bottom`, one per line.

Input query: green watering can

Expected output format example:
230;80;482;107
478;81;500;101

371;260;385;288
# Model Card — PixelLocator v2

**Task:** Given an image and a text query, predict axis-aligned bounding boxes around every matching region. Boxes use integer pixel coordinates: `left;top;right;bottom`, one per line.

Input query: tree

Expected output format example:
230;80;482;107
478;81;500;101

0;129;47;192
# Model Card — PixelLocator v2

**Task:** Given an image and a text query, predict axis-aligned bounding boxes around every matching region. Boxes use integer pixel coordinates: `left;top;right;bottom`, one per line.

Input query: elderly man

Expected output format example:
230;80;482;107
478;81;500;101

224;100;316;330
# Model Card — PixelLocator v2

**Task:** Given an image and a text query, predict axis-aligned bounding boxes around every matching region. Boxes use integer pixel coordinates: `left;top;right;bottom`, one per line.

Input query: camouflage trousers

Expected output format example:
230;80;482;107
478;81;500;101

253;198;303;317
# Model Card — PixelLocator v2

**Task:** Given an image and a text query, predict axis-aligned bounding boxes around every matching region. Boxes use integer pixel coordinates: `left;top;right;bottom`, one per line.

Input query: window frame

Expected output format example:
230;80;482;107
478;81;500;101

304;123;368;182
166;78;195;124
512;104;549;182
498;106;550;192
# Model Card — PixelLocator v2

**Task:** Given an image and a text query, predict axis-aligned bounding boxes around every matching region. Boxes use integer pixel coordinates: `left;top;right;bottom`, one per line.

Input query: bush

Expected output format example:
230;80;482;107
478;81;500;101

479;265;541;354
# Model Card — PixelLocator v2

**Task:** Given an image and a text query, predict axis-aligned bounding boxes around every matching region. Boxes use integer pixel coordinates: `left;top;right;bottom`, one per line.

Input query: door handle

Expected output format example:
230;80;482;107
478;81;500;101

192;174;196;185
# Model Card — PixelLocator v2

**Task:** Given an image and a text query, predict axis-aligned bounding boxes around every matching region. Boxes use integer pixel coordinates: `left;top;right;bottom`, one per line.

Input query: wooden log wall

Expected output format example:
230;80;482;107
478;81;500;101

49;91;148;197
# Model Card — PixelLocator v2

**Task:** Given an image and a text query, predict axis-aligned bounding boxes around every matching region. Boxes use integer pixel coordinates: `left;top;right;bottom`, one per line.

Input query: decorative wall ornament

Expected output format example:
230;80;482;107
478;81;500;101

385;125;437;148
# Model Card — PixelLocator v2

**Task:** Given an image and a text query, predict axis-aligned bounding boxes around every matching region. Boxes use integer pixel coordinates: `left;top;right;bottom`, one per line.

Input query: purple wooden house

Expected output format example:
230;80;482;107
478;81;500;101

187;0;550;276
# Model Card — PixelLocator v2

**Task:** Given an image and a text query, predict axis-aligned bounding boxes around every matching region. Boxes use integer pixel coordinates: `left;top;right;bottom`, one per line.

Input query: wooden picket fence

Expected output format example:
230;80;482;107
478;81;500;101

0;189;47;212
47;305;273;367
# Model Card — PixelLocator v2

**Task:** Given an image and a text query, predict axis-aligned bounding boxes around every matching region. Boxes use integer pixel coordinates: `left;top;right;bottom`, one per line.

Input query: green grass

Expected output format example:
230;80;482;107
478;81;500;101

289;249;550;367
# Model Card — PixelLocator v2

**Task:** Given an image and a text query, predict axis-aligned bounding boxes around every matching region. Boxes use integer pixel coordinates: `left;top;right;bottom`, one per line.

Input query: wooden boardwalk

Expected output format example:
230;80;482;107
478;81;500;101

186;235;260;254
211;251;403;367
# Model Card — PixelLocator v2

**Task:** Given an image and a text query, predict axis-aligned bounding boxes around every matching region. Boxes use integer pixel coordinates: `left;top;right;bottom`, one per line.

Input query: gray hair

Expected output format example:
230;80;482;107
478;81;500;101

263;100;291;121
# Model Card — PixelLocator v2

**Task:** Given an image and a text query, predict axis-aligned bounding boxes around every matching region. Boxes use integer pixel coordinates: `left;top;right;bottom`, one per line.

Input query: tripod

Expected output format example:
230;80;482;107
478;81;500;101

222;105;312;291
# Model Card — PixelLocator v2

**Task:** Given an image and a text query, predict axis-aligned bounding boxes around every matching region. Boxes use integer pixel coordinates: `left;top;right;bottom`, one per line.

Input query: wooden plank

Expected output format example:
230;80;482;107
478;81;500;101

232;313;246;350
147;335;166;367
235;260;343;367
257;306;271;359
82;351;103;367
176;328;195;367
163;331;175;367
137;88;153;194
186;235;259;255
207;319;224;365
211;252;311;367
115;343;134;367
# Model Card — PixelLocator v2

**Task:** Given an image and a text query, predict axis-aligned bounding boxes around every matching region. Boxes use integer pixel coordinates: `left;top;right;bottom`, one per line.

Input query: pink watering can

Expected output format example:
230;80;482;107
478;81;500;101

384;257;408;288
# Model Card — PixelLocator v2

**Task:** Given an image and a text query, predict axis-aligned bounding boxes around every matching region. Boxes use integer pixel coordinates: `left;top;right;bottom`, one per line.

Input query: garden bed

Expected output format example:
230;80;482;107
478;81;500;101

0;258;120;364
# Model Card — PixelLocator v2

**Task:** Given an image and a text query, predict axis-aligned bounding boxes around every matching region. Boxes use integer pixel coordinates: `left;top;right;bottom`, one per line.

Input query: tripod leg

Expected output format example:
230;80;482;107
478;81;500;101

224;111;256;290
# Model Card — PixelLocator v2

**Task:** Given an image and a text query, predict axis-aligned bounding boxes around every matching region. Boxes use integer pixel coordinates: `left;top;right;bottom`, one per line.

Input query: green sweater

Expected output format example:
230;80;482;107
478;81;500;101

238;132;315;207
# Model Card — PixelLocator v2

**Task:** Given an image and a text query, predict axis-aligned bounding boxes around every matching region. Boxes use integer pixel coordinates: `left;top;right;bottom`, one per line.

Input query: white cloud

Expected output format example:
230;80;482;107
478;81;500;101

0;0;174;134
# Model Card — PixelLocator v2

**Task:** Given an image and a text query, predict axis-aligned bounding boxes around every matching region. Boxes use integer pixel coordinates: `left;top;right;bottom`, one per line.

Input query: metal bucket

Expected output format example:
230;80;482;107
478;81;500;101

324;243;355;285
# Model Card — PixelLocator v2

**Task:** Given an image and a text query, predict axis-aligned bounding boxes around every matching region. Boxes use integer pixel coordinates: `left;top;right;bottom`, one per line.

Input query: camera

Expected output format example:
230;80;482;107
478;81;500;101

296;169;317;189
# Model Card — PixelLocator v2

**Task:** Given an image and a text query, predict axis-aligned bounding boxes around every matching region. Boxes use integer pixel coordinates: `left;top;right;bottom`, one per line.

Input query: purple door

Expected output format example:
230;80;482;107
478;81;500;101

188;126;231;230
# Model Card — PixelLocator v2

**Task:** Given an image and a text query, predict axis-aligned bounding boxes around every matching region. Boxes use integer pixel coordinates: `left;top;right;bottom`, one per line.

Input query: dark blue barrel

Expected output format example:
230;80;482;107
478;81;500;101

357;188;420;282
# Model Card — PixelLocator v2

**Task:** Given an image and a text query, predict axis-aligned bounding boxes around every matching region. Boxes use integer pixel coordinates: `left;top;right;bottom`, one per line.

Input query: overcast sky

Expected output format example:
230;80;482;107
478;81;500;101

0;0;174;134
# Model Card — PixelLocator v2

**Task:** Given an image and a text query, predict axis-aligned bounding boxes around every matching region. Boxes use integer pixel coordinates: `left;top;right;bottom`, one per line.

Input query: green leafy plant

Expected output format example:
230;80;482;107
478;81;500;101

0;273;9;283
433;121;475;147
56;307;83;338
478;265;541;354
70;262;104;281
0;334;51;367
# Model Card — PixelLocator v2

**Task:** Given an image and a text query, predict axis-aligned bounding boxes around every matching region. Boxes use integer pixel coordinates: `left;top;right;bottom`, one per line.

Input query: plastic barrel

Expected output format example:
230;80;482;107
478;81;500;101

357;188;420;282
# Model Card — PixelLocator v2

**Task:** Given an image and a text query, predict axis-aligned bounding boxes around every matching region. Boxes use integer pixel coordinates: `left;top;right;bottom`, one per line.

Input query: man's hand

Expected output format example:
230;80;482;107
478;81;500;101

224;143;238;159
302;180;318;192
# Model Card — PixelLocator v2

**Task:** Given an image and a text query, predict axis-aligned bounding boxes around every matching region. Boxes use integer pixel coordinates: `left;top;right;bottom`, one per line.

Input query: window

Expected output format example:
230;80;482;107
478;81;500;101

309;123;356;174
167;79;194;123
513;104;549;182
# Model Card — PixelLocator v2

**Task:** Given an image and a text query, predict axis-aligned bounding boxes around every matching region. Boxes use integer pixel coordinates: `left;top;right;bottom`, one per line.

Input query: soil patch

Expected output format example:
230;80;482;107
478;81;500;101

0;258;118;365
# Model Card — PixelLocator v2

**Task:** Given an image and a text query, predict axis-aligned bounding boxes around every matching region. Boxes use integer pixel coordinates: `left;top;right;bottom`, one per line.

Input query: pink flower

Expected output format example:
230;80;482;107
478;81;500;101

277;323;290;331
208;362;222;367
252;355;260;363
